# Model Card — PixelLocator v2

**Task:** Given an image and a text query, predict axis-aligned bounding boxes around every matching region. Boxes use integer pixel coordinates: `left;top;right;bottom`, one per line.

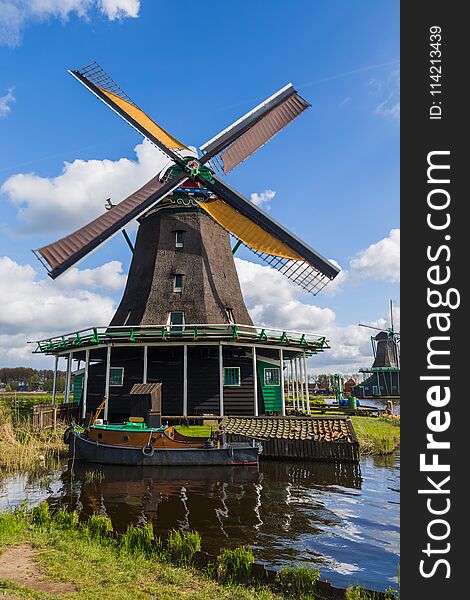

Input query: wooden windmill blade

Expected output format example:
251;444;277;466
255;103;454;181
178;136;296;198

195;175;340;294
34;173;187;278
199;84;310;174
69;62;189;164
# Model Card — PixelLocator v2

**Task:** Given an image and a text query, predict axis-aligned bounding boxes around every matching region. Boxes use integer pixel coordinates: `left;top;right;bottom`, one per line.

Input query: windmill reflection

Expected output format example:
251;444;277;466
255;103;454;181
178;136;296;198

62;461;361;556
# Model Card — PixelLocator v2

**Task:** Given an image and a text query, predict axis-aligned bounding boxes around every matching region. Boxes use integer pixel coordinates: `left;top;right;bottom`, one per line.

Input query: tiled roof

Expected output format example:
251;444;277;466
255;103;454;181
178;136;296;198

222;416;356;443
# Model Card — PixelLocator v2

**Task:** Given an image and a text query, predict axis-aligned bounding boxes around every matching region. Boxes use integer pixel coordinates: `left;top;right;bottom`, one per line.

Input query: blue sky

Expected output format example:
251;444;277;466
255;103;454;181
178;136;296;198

0;1;399;371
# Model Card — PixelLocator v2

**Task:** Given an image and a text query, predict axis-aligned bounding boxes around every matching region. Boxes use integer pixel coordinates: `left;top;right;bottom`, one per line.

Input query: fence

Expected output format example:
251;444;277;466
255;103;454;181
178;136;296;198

31;401;80;429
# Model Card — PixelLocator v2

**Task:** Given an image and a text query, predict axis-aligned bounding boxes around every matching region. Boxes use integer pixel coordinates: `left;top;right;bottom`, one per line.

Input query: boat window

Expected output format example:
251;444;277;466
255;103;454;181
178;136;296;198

224;367;241;387
264;368;280;386
174;274;183;292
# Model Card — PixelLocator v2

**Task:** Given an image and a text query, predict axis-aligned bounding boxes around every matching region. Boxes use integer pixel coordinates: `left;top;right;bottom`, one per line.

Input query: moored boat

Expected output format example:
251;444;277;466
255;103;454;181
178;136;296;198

65;420;261;467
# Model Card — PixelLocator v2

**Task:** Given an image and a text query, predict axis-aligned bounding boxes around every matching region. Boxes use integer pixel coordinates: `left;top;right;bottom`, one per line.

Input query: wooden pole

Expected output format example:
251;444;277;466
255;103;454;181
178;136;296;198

280;348;286;416
252;346;258;416
104;345;111;422
298;357;305;413
219;344;224;417
143;345;148;384
51;355;58;406
183;344;188;417
81;348;90;420
294;358;300;413
303;353;310;415
64;353;72;404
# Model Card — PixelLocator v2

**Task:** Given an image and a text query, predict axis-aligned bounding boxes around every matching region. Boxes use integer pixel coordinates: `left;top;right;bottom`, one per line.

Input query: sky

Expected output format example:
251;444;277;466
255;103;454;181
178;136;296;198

0;0;399;375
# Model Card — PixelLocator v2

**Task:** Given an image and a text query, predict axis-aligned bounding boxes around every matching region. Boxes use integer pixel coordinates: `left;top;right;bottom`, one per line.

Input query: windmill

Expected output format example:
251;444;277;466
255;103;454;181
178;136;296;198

32;62;340;422
355;300;400;399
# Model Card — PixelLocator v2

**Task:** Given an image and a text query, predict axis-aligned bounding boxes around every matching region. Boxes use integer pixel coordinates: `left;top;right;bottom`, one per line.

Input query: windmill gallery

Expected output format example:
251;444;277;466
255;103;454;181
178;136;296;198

29;62;363;466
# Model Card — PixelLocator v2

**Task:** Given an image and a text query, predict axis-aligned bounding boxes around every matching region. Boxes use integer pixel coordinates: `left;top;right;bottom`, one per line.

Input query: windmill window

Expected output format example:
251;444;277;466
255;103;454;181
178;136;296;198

264;368;280;386
168;311;185;333
225;307;235;323
175;231;184;248
174;274;183;292
224;367;241;387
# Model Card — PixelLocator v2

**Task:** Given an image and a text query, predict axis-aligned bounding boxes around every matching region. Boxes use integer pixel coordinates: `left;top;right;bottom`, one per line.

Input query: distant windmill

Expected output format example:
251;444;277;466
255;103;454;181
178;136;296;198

359;300;400;369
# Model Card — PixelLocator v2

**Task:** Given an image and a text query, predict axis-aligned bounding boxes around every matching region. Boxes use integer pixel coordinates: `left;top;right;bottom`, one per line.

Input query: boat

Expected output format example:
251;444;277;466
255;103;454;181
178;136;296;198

64;419;262;467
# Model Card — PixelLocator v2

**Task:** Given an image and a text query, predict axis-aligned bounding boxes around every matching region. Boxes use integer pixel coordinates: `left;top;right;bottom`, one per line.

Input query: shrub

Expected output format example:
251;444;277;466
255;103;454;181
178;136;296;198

31;501;51;526
276;566;320;598
53;508;79;529
166;529;201;565
219;546;254;584
87;514;113;541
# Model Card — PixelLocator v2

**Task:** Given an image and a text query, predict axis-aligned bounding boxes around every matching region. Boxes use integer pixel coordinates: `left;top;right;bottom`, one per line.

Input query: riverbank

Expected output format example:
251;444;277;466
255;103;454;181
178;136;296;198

351;417;400;455
0;504;395;599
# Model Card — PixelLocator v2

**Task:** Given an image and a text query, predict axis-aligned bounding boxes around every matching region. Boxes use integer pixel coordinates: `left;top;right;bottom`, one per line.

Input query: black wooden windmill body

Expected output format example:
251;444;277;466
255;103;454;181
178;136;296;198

33;62;340;422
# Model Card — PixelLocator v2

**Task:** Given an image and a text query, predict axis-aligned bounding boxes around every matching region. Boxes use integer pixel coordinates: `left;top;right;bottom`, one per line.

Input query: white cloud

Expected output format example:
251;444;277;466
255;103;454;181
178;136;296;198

0;87;15;117
369;69;400;122
0;256;119;366
250;189;276;210
2;140;168;235
56;260;127;292
350;228;400;282
100;0;140;20
375;98;400;121
0;0;140;46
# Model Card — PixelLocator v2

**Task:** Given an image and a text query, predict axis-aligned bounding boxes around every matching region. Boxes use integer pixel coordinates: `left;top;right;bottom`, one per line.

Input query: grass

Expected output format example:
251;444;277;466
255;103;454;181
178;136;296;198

0;402;67;471
275;566;320;598
167;529;201;565
346;585;396;599
84;469;105;484
0;505;280;600
219;546;254;584
351;417;400;455
175;425;213;438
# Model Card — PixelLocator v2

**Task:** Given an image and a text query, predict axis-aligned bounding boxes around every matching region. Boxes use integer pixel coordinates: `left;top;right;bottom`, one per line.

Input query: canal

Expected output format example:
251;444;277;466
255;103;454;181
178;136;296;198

1;453;399;592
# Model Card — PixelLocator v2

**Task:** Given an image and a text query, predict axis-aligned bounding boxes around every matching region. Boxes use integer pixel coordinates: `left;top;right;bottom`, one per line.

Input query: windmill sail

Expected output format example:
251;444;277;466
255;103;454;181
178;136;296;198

195;175;339;294
35;173;187;278
200;84;310;174
70;62;188;161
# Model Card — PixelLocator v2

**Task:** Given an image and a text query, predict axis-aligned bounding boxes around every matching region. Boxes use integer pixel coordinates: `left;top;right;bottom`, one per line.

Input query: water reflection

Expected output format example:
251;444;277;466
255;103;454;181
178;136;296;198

2;456;399;591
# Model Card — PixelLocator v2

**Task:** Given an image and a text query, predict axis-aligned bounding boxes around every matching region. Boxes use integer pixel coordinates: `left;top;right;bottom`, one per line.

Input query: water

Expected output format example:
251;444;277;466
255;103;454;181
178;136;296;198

0;455;399;591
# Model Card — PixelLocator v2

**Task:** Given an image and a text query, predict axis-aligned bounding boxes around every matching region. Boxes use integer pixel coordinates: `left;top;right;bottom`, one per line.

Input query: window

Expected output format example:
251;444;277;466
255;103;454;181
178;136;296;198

174;274;183;292
264;368;280;386
225;307;235;324
175;231;184;248
168;311;184;333
224;367;241;387
109;367;124;386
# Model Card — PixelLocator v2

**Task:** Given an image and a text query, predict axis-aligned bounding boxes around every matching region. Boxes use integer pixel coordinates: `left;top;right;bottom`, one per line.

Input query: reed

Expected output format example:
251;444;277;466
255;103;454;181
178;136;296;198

87;514;113;541
53;507;79;529
166;529;201;564
0;402;66;470
275;566;320;598
120;522;161;558
84;469;105;484
218;545;254;584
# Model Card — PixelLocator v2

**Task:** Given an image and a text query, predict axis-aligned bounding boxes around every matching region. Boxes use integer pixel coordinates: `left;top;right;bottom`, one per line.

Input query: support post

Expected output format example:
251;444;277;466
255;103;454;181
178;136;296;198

299;357;306;413
294;358;300;413
303;353;310;415
64;352;72;404
51;355;58;406
219;344;224;417
252;346;258;416
290;360;295;411
81;348;90;421
143;345;148;384
103;345;111;422
183;344;188;417
280;348;286;416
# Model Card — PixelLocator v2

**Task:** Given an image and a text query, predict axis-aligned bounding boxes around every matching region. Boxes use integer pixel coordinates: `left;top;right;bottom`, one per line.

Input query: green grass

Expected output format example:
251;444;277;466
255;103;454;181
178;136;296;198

0;506;279;600
167;529;201;565
346;585;396;599
275;566;320;598
219;546;254;584
351;417;400;455
175;426;213;438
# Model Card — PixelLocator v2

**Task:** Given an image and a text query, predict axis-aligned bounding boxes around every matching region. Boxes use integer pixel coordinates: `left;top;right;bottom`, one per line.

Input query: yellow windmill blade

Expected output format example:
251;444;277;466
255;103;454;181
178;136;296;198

70;61;187;157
